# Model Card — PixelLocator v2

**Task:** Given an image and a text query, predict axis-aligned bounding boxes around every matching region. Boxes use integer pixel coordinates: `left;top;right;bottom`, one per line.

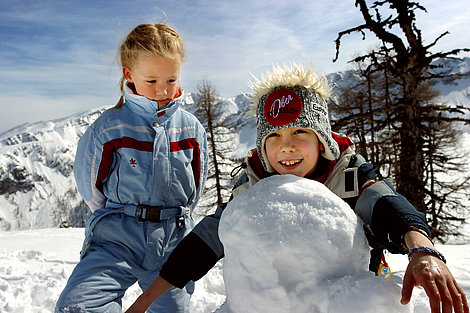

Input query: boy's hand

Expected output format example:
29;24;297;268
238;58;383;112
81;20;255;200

125;275;174;313
125;300;148;313
401;252;468;313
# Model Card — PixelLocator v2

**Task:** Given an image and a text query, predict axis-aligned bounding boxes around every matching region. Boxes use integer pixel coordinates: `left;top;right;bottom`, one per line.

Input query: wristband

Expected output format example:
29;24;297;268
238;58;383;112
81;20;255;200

407;246;446;263
409;226;433;244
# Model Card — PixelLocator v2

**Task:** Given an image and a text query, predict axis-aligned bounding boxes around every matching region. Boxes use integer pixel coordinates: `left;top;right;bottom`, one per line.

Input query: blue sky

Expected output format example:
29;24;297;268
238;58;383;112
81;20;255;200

1;0;469;133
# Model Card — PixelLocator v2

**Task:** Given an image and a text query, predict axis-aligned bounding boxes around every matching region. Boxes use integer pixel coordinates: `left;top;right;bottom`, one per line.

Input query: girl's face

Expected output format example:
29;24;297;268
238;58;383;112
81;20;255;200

123;55;181;109
265;127;325;177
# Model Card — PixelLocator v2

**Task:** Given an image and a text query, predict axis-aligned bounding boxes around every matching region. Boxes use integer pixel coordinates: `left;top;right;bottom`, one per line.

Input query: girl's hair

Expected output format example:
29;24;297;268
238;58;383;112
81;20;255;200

114;23;185;108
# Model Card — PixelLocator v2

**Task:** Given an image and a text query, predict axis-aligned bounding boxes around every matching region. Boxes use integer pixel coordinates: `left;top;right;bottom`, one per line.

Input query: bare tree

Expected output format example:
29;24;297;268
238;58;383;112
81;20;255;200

332;0;470;239
193;78;237;215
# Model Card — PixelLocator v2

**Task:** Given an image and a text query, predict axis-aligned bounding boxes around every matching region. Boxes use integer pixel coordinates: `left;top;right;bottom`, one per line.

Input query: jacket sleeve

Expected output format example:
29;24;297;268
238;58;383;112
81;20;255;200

352;154;431;254
193;126;209;208
73;126;107;212
160;203;226;288
159;171;253;287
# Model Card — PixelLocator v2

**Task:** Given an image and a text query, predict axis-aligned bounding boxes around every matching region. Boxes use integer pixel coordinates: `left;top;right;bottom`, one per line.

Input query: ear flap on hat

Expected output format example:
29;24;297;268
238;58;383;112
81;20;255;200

312;130;337;161
259;136;275;173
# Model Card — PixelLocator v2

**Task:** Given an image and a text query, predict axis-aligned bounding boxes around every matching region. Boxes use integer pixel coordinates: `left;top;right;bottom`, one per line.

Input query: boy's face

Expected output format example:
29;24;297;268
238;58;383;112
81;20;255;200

265;127;325;177
123;55;181;109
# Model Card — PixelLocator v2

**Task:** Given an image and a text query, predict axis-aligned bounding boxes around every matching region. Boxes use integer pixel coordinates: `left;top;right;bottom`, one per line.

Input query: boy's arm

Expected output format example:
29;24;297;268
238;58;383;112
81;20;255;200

160;171;250;287
352;156;431;252
367;185;431;253
160;202;226;288
125;276;173;313
125;204;227;312
401;230;469;313
352;156;468;313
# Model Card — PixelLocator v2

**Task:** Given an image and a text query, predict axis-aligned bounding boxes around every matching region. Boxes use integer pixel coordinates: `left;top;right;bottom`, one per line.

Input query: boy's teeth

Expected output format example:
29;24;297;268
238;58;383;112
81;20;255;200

281;160;300;165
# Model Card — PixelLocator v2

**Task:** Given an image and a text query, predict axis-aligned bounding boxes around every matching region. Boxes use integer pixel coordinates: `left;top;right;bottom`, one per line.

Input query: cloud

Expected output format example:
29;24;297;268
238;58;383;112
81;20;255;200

1;93;114;134
171;0;364;96
1;0;469;133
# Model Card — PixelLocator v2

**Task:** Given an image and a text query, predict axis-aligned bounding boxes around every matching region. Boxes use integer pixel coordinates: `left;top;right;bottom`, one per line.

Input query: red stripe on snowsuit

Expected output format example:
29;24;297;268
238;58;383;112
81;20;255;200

170;138;201;190
96;137;153;192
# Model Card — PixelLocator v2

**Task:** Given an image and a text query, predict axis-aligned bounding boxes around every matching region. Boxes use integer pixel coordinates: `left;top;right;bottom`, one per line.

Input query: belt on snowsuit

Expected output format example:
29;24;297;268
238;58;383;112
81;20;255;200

123;204;188;223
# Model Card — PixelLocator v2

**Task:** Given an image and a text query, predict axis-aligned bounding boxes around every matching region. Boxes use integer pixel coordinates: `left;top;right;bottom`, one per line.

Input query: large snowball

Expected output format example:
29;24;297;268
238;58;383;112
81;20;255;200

218;175;411;313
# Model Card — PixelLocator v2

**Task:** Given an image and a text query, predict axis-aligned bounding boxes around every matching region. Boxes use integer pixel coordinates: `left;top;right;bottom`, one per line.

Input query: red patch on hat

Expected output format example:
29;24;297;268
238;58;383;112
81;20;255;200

264;88;303;126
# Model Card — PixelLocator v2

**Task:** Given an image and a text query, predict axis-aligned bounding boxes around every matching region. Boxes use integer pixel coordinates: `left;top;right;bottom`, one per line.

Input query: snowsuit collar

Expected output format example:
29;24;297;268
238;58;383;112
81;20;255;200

123;83;184;122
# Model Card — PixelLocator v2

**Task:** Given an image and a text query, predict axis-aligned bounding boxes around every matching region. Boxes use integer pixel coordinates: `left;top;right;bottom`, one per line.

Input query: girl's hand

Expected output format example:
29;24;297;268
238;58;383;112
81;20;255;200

401;252;468;313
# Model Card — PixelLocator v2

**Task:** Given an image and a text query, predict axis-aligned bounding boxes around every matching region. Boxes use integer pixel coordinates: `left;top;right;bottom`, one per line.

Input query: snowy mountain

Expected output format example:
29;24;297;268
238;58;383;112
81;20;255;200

0;108;104;230
0;58;468;231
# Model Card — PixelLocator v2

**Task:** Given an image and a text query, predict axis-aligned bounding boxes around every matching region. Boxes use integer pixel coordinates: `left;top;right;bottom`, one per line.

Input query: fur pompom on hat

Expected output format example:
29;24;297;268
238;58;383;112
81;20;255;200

250;63;340;172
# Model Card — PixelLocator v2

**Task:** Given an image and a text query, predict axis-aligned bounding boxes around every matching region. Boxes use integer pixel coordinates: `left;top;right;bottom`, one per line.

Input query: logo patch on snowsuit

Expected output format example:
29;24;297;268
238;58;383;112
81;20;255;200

129;158;137;167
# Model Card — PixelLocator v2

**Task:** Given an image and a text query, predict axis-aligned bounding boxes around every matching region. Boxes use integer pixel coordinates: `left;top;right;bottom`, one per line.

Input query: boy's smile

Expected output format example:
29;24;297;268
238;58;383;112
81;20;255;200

265;127;324;177
280;158;302;168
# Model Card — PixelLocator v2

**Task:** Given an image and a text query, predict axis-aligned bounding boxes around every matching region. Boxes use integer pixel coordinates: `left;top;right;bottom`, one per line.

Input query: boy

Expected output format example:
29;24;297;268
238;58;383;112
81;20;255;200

126;64;468;313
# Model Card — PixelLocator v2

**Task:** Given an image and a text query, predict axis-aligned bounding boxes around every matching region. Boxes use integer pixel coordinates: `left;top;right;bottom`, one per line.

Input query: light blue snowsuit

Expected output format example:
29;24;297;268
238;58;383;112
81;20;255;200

55;86;208;313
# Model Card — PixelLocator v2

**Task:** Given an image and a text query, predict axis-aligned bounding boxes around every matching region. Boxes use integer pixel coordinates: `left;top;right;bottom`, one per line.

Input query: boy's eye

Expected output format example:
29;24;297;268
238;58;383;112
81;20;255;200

146;80;157;84
266;133;279;138
168;79;177;84
294;129;307;134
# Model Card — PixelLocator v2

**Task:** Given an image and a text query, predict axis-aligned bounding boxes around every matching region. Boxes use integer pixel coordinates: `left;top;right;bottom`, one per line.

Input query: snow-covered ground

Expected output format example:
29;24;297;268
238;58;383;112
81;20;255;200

0;227;226;313
0;182;469;312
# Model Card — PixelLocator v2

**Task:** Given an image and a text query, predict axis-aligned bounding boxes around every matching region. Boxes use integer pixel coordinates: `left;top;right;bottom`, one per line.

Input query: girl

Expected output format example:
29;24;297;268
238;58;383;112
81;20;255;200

55;24;208;313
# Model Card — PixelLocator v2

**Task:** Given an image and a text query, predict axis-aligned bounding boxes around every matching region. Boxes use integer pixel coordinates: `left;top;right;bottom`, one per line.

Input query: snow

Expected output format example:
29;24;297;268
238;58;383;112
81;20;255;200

1;176;469;312
0;227;225;312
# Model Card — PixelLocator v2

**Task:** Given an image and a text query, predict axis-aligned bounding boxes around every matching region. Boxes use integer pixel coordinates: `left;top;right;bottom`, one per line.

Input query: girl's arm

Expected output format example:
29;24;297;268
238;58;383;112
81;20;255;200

73;126;107;211
125;276;173;313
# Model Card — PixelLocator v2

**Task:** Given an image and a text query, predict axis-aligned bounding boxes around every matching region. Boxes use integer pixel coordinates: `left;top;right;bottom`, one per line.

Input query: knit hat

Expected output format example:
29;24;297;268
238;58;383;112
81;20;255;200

250;64;340;172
